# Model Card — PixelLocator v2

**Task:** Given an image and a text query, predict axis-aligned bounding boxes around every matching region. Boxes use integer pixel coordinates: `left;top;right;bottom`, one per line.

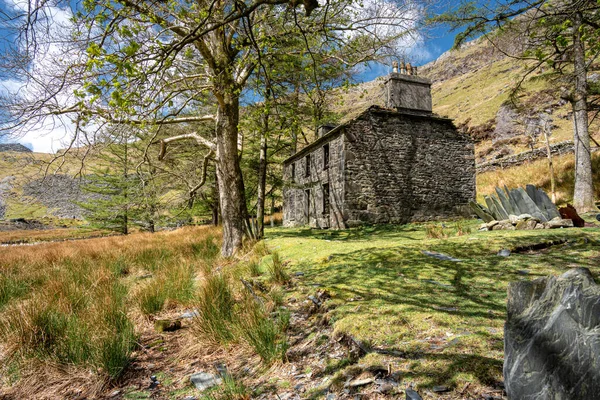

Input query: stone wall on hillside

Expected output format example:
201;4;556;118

0;143;32;153
476;140;600;173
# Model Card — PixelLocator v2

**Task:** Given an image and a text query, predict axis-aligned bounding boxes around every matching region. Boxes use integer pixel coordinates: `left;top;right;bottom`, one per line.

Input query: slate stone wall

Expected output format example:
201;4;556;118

283;134;346;229
342;108;475;226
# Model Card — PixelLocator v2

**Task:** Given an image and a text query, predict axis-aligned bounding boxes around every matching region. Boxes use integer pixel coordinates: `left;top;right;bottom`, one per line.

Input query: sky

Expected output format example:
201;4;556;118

0;0;465;153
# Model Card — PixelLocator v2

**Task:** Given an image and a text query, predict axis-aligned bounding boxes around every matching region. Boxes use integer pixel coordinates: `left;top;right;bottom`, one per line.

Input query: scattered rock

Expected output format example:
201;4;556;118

517;213;533;221
491;220;515;230
347;378;374;387
180;310;200;319
422;251;462;262
294;271;305;277
516;219;537;230
190;372;222;391
182;396;198;400
508;214;519;224
516;270;529;275
486;220;499;229
505;267;600;400
109;390;121;398
154;319;182;332
544;217;574;229
497;249;511;257
405;388;423;400
558;204;585;227
432;385;450;393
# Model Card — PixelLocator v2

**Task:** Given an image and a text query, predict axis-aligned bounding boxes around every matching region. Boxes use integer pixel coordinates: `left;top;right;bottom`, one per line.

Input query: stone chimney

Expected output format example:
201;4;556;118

317;124;337;138
385;64;432;113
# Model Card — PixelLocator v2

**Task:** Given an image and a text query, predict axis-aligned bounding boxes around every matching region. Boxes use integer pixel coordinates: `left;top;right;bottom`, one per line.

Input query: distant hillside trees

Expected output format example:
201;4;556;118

435;0;599;212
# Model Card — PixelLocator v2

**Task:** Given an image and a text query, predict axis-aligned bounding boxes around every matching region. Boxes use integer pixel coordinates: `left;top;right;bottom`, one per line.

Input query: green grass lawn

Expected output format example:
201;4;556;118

265;220;600;393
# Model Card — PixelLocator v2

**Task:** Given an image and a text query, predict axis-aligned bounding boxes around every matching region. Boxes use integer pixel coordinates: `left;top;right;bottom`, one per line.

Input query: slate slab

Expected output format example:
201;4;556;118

504;268;600;400
190;372;222;391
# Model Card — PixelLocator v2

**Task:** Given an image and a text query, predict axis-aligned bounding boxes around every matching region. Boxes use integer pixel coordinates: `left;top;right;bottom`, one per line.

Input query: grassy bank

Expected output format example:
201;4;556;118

266;221;600;395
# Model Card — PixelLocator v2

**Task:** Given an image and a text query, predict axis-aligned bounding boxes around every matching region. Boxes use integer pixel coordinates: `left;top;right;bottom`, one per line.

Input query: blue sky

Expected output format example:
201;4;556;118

0;0;466;152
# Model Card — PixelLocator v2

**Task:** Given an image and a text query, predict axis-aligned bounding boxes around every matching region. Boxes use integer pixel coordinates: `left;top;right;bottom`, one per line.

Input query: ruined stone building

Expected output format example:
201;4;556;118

282;66;476;229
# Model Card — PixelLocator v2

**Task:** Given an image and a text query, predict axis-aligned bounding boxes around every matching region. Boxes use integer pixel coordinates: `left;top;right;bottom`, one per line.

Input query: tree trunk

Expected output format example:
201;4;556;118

256;128;268;239
215;91;248;256
212;170;220;226
571;11;596;212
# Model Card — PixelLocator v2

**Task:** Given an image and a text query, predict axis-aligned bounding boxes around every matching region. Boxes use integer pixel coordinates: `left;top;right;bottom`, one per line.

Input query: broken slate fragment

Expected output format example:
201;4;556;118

348;378;374;387
432;385;449;393
497;249;511;257
405;388;423;400
422;251;462;262
190;372;222;391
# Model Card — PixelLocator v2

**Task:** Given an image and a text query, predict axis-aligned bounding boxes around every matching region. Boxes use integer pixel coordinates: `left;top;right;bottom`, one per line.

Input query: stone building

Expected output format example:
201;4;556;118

282;67;476;229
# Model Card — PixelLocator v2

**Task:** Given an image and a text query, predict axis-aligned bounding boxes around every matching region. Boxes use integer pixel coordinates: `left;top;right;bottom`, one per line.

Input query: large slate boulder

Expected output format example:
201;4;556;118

504;268;600;399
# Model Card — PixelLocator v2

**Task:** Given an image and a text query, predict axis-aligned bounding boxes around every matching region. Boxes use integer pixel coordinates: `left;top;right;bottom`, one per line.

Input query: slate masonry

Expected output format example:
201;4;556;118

283;69;475;228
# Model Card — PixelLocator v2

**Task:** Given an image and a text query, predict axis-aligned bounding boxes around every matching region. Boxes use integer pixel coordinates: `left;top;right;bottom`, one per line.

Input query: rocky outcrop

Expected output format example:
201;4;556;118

504;268;600;399
22;175;95;219
0;143;32;153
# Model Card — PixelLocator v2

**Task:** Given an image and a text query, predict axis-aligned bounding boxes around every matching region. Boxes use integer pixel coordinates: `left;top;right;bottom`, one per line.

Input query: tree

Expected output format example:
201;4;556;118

1;0;427;255
434;0;599;212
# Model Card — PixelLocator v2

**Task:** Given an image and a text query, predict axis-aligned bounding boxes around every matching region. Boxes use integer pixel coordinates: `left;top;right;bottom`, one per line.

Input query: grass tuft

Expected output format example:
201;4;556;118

193;273;236;344
267;252;290;285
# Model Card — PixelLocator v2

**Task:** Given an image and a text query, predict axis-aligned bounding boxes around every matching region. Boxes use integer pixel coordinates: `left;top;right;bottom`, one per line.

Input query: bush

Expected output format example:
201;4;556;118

191;235;221;262
205;375;251;400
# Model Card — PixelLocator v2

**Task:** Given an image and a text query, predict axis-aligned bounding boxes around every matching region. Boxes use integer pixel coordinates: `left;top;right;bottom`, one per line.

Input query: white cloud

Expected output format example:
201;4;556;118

0;0;79;154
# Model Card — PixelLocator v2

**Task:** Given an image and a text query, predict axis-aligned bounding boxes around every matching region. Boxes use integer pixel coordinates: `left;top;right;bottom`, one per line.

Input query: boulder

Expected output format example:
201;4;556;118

492;220;515;230
508;214;519;224
190;372;222;391
545;218;574;229
558;204;585;228
515;219;537;230
154;319;182;332
504;268;600;399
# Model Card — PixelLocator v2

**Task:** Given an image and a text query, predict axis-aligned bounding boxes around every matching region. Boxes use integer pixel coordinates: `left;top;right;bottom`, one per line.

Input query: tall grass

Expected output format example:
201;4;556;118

0;225;222;389
193;273;237;344
137;263;196;315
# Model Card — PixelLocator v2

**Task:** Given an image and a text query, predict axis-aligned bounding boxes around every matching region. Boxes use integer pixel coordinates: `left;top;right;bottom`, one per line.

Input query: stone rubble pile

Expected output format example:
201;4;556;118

479;213;574;231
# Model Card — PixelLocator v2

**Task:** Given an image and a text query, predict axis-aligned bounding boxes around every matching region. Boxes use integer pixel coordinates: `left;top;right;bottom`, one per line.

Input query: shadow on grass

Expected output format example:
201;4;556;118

280;227;600;389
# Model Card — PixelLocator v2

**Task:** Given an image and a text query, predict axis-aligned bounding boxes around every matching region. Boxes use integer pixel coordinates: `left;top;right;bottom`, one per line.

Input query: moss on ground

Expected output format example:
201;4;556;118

266;221;600;392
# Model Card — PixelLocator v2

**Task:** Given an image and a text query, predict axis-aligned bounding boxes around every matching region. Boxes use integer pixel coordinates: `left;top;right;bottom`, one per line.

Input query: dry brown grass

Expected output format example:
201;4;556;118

0;225;223;398
0;227;108;244
477;151;600;205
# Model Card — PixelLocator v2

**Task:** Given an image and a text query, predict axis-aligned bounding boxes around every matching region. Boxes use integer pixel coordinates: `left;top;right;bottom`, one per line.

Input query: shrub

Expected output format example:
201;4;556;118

137;263;195;315
267;252;290;285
